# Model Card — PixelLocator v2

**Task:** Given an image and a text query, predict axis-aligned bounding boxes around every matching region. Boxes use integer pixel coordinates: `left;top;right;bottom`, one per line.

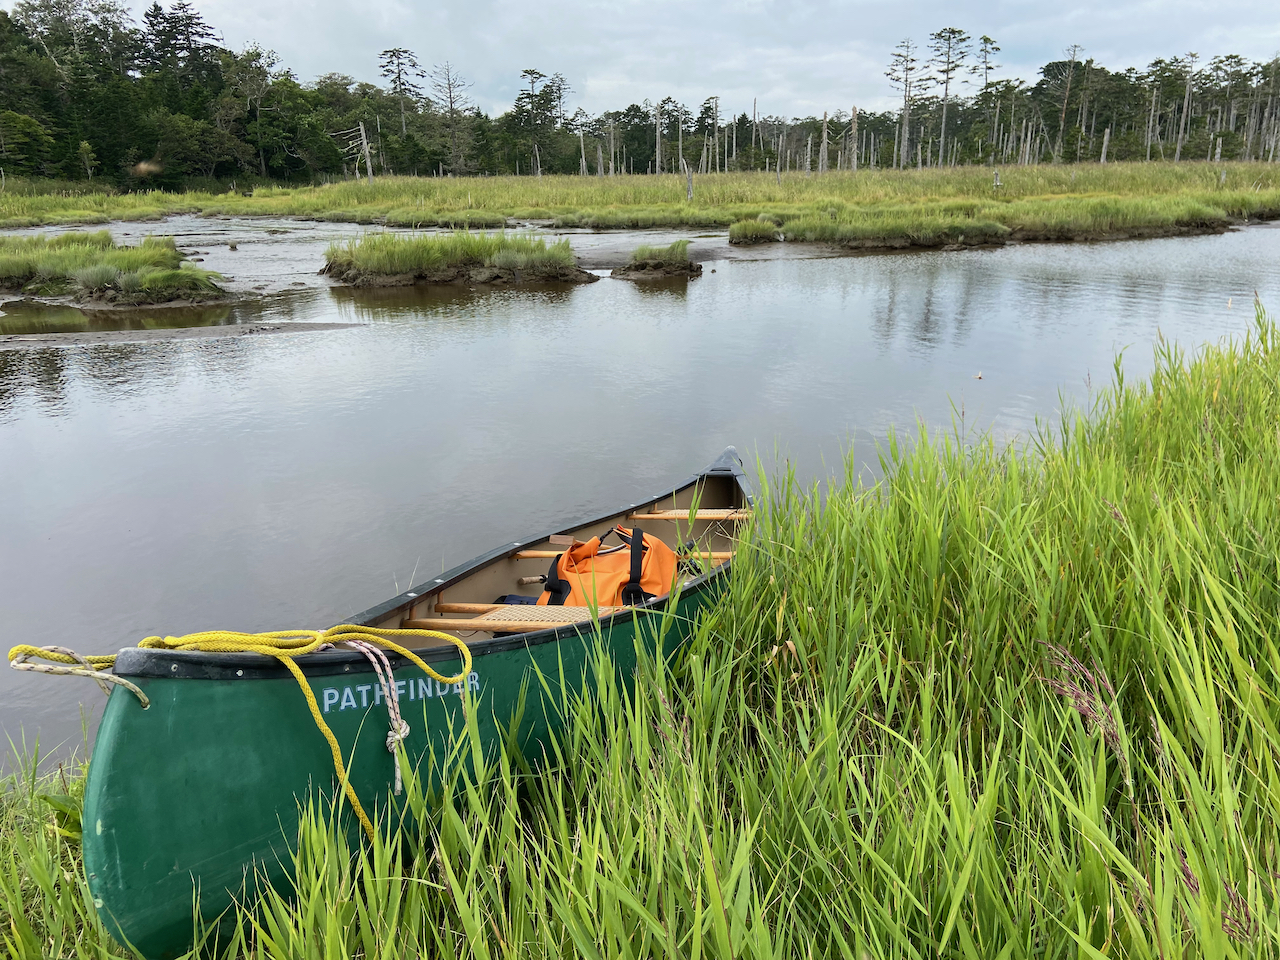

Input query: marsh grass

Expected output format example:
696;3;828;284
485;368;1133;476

8;302;1280;957
728;218;783;243
323;231;576;278
626;239;693;266
4;164;1279;245
0;232;221;301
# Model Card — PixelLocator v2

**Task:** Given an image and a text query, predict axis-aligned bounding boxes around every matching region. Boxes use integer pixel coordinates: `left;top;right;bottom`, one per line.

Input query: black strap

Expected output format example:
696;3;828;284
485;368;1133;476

543;554;571;605
620;525;647;606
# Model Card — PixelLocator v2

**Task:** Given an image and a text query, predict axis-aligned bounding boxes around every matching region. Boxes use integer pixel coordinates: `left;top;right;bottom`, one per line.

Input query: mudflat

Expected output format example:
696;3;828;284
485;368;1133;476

0;321;362;351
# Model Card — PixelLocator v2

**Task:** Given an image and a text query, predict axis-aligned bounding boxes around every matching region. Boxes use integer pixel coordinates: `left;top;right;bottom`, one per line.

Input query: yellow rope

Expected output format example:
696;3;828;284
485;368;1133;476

6;645;117;669
8;625;473;843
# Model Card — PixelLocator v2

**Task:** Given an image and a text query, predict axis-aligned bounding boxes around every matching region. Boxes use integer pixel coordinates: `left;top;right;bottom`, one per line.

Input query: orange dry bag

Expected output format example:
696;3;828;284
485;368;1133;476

537;525;678;607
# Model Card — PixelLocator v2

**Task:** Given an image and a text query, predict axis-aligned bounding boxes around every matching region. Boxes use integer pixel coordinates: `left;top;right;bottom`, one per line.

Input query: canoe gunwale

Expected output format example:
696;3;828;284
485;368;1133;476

110;572;719;681
109;447;751;684
345;446;750;630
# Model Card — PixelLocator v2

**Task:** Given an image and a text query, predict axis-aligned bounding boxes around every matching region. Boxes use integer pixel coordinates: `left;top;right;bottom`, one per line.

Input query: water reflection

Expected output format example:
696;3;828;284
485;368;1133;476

0;348;72;418
2;225;1279;759
0;301;236;336
329;282;582;320
626;277;696;300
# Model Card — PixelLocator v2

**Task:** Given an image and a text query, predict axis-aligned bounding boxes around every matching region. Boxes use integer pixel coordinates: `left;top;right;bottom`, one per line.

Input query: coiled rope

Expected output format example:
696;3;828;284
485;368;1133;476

8;625;473;842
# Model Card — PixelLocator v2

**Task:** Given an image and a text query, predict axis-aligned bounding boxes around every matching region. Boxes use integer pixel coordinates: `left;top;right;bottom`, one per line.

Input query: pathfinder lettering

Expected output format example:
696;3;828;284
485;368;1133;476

321;672;480;713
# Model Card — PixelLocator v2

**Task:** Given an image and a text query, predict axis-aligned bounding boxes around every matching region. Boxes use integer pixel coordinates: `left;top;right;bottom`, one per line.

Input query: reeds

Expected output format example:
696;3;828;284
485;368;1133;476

323;231;576;278
6;301;1280;957
0;232;221;301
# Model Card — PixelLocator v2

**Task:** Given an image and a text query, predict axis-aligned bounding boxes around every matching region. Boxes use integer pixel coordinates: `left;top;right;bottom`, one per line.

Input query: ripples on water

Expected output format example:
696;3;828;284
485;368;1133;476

2;225;1278;756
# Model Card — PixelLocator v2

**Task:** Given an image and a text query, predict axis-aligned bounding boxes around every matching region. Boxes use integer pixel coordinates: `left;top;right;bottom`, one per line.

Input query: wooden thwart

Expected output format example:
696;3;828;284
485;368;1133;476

626;508;751;521
513;549;733;560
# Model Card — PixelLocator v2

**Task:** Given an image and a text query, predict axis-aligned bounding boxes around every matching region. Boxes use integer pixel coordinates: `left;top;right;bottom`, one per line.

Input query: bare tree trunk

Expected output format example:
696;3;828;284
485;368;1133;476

1100;126;1110;163
1054;46;1081;161
850;106;859;171
712;99;720;173
685;158;693;200
1175;58;1196;162
655;101;662;174
579;130;588;175
1146;84;1158;160
359;122;374;183
819;112;829;173
597;142;604;176
806;134;812;176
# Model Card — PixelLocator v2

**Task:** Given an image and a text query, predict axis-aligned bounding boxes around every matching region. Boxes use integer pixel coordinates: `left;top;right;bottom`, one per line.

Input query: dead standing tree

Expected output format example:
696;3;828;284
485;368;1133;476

430;61;473;173
886;38;927;169
1053;44;1083;161
1174;53;1199;161
928;27;971;167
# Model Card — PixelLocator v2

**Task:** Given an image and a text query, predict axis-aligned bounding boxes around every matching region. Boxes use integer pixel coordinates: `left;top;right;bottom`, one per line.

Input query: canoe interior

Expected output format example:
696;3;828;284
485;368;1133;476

357;464;749;643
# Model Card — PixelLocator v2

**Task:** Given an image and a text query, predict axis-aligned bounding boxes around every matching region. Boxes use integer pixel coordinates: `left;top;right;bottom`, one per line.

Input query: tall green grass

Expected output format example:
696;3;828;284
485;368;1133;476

626;239;693;266
0;231;221;300
324;231;577;278
7;302;1280;957
3;163;1279;243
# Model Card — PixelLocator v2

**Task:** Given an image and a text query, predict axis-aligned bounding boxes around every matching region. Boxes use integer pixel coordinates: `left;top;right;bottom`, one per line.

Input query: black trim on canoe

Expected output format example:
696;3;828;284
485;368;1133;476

111;448;751;682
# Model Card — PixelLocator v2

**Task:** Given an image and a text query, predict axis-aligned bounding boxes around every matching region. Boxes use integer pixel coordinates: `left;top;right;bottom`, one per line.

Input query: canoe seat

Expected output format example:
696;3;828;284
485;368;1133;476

476;605;623;624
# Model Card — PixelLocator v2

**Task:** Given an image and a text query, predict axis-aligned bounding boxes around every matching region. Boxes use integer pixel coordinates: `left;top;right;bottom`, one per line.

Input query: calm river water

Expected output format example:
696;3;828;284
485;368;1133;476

3;222;1279;762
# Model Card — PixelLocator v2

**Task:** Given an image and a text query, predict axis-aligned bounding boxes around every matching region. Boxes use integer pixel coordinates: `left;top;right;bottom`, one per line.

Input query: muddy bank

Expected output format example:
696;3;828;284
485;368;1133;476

1;292;231;312
611;259;703;280
320;262;599;287
0;321;361;351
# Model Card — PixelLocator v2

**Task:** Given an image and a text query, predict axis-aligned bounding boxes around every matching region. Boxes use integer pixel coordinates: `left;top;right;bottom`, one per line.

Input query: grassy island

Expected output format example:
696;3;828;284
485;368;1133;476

322;231;596;286
6;304;1280;957
0;231;222;304
612;239;702;279
3;163;1279;253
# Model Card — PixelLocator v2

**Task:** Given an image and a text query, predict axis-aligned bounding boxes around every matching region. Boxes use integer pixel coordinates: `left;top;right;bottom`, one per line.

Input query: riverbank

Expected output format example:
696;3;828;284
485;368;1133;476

5;301;1279;957
4;164;1279;253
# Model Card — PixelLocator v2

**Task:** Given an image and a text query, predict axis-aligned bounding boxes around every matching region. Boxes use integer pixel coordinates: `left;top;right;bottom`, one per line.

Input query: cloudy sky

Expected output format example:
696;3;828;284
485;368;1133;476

11;0;1280;115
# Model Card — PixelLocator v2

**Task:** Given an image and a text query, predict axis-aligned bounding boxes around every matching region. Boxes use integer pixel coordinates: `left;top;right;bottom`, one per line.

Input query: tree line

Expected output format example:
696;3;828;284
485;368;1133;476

2;1;1278;188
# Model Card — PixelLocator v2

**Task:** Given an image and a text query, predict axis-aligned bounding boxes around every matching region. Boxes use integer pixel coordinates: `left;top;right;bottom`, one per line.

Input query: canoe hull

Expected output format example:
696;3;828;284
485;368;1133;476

81;449;749;959
84;594;710;958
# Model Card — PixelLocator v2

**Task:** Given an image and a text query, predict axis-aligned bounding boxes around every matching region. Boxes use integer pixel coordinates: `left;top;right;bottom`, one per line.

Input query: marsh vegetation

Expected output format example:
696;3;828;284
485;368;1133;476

612;239;701;279
5;164;1279;253
322;231;594;285
0;232;223;303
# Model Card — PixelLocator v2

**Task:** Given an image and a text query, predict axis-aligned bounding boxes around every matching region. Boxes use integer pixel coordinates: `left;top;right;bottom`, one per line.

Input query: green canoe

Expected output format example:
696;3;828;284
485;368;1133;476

81;449;750;959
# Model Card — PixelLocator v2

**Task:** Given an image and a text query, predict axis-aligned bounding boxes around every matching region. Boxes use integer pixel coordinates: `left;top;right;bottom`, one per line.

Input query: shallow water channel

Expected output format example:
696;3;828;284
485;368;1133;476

3;221;1279;761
